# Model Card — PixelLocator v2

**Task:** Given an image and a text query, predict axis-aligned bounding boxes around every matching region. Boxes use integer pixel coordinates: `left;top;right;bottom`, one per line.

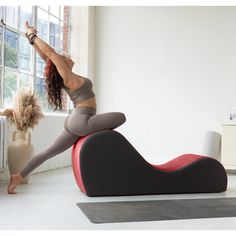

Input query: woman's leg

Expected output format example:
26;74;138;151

65;110;126;136
20;129;79;178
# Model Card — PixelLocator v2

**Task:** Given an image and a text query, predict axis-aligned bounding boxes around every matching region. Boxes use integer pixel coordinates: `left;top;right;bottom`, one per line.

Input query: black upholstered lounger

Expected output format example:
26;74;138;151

72;130;227;197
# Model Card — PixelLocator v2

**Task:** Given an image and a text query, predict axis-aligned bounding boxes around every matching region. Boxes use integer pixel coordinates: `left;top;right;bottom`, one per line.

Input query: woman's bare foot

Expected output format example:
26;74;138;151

7;174;24;194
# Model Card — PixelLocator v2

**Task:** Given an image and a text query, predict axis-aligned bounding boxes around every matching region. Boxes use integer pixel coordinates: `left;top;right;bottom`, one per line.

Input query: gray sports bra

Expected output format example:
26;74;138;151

63;78;95;107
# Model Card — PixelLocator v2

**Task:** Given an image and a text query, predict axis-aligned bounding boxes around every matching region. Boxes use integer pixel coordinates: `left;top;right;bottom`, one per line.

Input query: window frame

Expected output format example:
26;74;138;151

0;6;71;112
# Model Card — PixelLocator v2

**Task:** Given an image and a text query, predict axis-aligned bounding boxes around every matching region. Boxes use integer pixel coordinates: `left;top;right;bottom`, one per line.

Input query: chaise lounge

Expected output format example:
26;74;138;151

72;130;228;197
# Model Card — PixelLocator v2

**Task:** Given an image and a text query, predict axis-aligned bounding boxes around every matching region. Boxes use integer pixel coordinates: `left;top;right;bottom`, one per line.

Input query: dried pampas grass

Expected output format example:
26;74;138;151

0;88;44;132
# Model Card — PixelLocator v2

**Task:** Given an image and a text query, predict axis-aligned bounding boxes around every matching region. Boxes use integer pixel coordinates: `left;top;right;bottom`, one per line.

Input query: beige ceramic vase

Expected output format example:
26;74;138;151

7;130;34;184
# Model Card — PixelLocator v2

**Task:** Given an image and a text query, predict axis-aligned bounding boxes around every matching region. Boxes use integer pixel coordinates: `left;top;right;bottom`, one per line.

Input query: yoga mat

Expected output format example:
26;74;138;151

77;197;236;224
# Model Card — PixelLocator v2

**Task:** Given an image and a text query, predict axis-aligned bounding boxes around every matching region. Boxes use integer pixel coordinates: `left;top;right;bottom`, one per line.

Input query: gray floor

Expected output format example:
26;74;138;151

0;167;236;230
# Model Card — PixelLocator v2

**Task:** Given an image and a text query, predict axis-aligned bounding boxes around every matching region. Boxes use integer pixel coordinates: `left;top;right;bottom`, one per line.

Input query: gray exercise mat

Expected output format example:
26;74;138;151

77;197;236;224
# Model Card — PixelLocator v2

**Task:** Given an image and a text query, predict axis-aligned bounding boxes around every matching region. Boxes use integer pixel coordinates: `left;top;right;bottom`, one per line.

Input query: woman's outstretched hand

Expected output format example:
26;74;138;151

25;21;37;37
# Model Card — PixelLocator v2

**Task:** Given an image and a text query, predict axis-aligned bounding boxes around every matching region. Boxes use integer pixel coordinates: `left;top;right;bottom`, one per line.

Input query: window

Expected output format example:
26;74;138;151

0;26;3;66
0;6;71;113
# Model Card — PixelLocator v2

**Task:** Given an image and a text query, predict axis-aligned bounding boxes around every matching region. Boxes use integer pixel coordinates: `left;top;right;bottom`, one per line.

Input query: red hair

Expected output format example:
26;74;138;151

44;59;64;110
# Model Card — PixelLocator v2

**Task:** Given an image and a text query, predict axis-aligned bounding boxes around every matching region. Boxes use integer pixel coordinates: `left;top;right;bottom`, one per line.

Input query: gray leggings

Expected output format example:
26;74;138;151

20;106;126;178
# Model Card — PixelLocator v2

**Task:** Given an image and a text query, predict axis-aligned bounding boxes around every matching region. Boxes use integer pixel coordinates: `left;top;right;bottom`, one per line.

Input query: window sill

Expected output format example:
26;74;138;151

0;109;68;118
43;112;68;117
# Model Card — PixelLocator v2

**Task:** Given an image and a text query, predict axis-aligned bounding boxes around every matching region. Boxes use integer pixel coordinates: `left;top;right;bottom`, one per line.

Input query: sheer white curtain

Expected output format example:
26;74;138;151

70;6;95;81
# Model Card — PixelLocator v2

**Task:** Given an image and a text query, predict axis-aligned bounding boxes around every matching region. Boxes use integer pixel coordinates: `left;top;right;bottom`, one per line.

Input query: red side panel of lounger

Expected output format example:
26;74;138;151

72;136;89;194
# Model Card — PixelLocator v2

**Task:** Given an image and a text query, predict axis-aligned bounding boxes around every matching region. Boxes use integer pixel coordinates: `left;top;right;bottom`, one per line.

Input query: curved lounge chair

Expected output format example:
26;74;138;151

72;130;227;197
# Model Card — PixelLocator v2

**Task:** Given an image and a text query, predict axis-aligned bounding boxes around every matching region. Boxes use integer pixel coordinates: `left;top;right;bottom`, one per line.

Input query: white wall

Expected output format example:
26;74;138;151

94;6;236;164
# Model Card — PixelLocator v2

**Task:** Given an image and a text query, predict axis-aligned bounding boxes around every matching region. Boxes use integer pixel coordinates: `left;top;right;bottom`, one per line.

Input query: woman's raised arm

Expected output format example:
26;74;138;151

25;21;73;85
33;44;49;63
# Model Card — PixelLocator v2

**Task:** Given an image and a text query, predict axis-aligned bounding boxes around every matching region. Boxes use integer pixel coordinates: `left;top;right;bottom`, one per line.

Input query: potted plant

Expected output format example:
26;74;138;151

0;88;44;183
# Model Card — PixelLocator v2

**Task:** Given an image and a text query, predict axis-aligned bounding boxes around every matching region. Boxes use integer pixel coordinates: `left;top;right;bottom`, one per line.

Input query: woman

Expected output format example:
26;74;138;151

7;21;126;194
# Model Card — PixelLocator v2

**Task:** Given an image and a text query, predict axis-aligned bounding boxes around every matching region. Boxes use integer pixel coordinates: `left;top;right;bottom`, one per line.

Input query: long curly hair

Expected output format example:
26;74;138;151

44;59;64;110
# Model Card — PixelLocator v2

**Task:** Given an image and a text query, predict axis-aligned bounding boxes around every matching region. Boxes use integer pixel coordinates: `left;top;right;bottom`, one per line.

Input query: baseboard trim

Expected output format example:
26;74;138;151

0;164;72;183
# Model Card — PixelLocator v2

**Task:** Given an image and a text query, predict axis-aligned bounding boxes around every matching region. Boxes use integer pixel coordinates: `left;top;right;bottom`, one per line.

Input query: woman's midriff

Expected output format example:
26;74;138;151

75;96;97;109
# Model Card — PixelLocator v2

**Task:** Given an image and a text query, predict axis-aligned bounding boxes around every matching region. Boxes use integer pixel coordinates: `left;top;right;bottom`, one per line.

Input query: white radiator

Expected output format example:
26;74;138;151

221;124;236;170
0;116;9;170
